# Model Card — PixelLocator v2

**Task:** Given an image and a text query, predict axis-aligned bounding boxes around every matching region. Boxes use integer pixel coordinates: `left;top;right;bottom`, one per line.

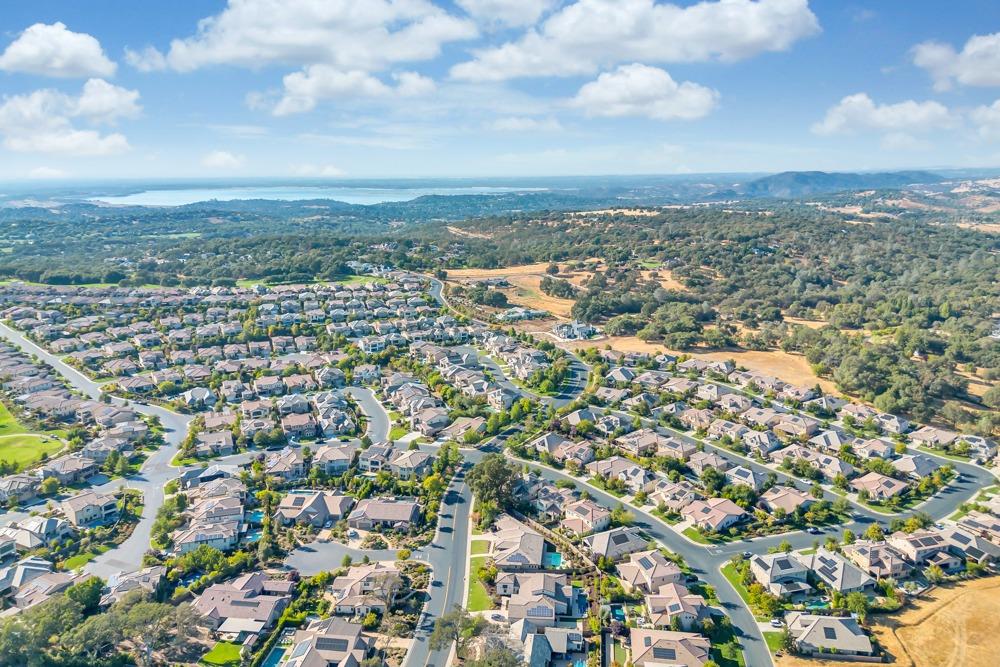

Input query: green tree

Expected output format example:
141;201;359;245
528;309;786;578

466;454;520;509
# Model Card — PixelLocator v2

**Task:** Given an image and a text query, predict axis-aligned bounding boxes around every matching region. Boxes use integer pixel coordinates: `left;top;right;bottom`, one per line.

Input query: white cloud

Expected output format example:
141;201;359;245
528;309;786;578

135;0;476;72
456;0;557;28
201;150;244;169
73;78;141;123
0;22;116;78
27;166;67;179
124;45;168;72
273;67;436;115
812;93;956;135
570;63;718;121
971;100;1000;141
291;163;346;177
913;32;1000;91
0;79;139;156
451;0;819;81
488;116;563;131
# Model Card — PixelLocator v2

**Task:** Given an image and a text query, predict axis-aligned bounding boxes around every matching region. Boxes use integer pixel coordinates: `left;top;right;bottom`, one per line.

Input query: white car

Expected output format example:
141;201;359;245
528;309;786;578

770;618;783;628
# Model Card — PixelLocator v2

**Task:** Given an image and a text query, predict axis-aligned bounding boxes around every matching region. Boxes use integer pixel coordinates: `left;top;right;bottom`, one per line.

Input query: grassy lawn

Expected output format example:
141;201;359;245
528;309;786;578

763;631;785;654
470;539;489;555
682;526;723;544
62;544;111;570
0;402;65;470
200;641;242;667
467;555;493;612
720;562;770;621
915;445;972;462
389;425;410;441
170;452;200;467
613;638;628;665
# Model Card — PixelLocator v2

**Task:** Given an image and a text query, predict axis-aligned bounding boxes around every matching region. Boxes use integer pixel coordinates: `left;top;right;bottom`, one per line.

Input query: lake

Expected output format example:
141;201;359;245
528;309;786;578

89;185;545;206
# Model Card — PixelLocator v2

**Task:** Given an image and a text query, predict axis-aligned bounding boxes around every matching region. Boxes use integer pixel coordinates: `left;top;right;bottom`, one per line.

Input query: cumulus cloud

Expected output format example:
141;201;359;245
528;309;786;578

488;116;563;131
130;0;476;72
451;0;819;81
201;150;244;169
456;0;557;28
971;100;1000;141
0;22;116;78
0;79;139;156
570;64;718;121
812;93;956;136
124;45;168;72
273;67;436;115
291;163;346;177
913;32;1000;91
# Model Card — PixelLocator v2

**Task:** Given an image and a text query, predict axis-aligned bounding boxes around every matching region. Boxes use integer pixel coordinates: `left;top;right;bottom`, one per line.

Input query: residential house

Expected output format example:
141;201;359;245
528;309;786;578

617;550;684;593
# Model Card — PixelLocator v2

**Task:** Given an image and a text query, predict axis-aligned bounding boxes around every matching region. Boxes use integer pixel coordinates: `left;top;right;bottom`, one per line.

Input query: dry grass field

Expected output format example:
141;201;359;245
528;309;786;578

776;577;1000;667
445;263;590;318
562;336;839;393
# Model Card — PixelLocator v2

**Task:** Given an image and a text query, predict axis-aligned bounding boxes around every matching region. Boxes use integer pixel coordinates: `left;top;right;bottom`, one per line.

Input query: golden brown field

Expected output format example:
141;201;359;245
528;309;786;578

445;262;602;319
777;577;1000;667
561;336;839;393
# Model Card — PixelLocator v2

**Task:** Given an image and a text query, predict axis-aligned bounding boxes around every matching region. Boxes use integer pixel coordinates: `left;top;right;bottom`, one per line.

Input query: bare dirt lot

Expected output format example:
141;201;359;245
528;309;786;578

562;336;839;394
777;577;1000;667
445;263;589;318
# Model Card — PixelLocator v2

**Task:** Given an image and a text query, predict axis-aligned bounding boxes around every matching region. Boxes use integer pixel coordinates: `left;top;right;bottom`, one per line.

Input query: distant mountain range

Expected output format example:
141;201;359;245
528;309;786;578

742;170;944;198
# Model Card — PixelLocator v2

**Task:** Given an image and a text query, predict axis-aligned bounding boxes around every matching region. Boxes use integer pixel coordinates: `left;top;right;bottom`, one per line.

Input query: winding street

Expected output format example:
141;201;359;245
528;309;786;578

0;321;194;579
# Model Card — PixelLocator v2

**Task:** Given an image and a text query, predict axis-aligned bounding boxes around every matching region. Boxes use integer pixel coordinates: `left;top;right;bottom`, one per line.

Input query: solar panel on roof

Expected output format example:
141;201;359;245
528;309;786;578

316;637;349;652
823;627;837;640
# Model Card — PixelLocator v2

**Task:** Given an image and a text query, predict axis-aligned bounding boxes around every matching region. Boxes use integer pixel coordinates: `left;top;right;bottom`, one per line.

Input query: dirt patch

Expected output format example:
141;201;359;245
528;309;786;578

446;226;493;239
561;337;838;394
783;316;828;330
446;263;581;318
640;268;688;292
955;221;1000;234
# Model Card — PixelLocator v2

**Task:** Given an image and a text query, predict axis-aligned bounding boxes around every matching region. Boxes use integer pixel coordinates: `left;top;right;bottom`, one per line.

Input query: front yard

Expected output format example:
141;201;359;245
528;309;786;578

467;554;493;612
200;641;242;667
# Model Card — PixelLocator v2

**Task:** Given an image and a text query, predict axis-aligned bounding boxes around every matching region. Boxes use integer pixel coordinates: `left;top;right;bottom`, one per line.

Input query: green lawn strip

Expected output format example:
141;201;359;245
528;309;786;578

709;617;747;667
470;539;489;555
0;402;30;435
763;631;785;654
171;452;201;467
612;638;627;665
466;555;493;612
200;641;243;667
915;445;972;462
389;425;409;441
682;526;725;544
719;562;771;621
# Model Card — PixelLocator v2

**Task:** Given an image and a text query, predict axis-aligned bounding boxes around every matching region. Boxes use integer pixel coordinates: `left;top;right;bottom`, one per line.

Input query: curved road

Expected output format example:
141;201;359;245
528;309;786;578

0;321;193;579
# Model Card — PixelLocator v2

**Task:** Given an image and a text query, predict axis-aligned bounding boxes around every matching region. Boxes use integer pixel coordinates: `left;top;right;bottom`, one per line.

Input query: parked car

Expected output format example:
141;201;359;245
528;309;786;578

770;618;783;627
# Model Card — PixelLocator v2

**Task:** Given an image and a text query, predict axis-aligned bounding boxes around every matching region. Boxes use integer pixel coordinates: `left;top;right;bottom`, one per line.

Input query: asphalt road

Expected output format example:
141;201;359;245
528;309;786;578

0;322;197;578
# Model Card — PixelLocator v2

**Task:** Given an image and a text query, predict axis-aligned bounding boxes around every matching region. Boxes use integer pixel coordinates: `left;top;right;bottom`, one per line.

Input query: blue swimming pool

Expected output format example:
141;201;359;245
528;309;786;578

611;605;626;621
543;551;562;568
248;509;265;524
260;646;286;667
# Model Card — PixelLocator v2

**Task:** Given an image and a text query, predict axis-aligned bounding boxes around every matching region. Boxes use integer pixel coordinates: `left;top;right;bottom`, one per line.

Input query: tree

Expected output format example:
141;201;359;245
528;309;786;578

466;646;522;667
846;591;870;623
40;476;60;496
864;523;884;541
66;577;104;615
428;605;486;654
466;454;519;509
925;563;945;584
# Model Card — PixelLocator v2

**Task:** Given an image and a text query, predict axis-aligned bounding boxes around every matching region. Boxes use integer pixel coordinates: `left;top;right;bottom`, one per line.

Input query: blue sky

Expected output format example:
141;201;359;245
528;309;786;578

1;0;999;180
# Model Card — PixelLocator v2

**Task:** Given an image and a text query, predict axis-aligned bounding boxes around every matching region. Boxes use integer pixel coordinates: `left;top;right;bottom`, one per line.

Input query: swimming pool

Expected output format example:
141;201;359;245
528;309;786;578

543;551;562;568
260;646;286;667
611;605;626;621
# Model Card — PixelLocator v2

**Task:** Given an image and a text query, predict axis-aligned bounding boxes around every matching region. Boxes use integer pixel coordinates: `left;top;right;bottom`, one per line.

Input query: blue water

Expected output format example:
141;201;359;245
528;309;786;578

806;600;829;609
611;605;626;621
248;509;265;524
260;646;285;667
90;185;546;206
543;551;563;568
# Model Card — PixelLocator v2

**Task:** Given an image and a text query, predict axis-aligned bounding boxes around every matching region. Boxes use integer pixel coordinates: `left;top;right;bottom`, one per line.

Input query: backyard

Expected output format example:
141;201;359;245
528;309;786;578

200;641;242;667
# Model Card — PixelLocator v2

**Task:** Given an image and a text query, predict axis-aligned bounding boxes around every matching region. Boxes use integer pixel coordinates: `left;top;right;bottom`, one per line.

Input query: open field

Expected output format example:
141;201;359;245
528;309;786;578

445;263;577;318
775;577;1000;667
640;268;688;292
562;336;837;393
0;402;65;470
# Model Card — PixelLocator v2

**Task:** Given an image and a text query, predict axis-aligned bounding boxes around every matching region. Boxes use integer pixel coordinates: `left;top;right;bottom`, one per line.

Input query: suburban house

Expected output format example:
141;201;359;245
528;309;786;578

347;497;420;531
851;472;908;501
272;491;354;527
749;553;811;597
784;612;874;657
491;516;546;569
842;541;911;579
645;582;707;630
616;549;684;593
803;549;875;593
329;562;402;616
61;491;119;528
283;618;371;667
629;629;711;667
193;572;294;636
681;498;747;532
583;527;648;562
560;499;611;536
